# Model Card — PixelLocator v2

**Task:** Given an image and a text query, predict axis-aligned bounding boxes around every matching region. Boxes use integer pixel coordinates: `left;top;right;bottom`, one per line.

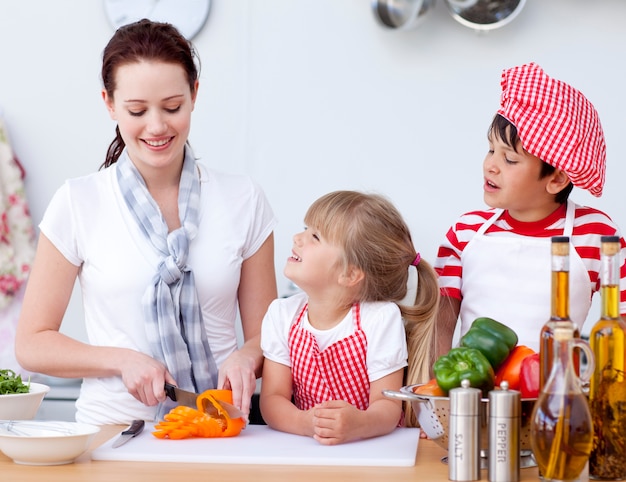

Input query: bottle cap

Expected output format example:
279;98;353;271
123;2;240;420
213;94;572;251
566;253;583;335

551;236;570;256
601;236;620;255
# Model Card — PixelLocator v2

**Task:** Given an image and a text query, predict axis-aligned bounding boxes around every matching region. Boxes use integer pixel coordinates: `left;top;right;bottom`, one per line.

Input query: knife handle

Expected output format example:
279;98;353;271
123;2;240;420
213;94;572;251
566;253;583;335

122;419;145;436
164;382;178;401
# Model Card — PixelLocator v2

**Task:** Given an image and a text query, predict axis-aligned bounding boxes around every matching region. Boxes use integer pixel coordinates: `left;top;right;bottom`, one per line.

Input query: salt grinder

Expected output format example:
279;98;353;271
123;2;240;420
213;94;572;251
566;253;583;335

488;381;520;482
448;379;481;481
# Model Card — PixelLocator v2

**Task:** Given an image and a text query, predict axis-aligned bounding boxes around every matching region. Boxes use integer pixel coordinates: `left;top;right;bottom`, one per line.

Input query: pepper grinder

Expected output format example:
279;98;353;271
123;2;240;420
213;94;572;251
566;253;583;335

449;379;481;481
488;381;520;482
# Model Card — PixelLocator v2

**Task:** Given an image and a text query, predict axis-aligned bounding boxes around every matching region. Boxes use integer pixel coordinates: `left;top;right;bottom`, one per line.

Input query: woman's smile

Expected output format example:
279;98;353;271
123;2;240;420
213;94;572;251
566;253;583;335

143;136;175;149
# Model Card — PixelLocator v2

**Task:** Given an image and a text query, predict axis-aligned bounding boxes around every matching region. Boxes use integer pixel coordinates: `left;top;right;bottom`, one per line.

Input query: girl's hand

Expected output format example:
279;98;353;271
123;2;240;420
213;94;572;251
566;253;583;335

311;400;363;445
119;349;175;407
309;371;404;445
217;348;257;417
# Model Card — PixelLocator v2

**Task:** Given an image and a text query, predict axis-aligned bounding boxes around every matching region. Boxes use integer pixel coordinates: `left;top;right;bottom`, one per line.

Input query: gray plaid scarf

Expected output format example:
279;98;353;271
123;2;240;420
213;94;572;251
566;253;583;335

116;148;218;414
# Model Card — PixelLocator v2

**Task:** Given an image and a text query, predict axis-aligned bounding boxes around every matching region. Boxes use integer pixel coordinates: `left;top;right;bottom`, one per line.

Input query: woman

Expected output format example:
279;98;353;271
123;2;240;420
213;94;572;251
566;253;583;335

15;19;277;425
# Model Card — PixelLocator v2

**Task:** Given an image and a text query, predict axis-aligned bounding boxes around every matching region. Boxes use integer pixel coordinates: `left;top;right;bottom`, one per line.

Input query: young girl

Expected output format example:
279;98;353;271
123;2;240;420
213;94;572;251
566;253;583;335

260;190;439;445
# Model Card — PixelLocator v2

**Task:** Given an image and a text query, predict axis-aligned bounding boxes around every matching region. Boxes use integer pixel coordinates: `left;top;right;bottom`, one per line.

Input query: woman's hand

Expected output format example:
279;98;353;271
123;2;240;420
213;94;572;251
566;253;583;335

217;347;258;416
118;349;176;407
231;233;277;416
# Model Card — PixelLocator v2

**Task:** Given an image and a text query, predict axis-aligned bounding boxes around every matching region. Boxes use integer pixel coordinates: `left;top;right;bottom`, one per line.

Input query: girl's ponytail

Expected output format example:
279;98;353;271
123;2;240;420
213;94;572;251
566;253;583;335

398;258;439;428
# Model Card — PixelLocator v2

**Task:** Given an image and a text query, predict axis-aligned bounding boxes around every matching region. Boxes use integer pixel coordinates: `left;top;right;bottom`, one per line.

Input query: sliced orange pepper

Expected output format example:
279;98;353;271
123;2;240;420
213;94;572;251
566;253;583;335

152;389;245;439
196;389;246;437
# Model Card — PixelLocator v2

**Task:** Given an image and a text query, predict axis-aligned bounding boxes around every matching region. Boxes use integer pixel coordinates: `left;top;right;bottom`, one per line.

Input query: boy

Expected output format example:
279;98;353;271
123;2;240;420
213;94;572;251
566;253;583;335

434;62;626;356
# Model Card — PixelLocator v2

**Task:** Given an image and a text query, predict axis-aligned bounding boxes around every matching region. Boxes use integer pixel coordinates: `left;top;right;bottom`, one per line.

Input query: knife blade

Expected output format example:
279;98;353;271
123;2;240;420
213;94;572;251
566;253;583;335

164;382;246;421
111;419;145;448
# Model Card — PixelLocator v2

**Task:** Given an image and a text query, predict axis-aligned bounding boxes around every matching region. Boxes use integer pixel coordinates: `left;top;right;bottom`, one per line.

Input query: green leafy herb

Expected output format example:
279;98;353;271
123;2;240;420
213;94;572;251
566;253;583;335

0;369;30;395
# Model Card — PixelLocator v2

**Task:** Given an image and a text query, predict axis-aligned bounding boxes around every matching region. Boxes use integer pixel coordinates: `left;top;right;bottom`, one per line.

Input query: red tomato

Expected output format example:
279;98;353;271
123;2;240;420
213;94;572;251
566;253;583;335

519;353;540;398
494;345;536;391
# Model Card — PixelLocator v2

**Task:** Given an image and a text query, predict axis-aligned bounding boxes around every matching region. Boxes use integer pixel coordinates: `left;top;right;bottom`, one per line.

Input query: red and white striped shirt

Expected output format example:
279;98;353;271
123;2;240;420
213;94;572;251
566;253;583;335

435;202;626;315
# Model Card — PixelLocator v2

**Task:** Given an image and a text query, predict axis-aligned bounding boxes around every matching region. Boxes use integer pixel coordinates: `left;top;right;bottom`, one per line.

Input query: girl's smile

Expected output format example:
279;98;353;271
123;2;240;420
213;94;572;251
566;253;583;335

288;251;302;263
284;228;343;297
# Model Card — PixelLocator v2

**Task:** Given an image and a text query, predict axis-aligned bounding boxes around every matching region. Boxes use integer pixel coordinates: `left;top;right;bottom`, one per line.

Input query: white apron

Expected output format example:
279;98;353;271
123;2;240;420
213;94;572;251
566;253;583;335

459;200;591;351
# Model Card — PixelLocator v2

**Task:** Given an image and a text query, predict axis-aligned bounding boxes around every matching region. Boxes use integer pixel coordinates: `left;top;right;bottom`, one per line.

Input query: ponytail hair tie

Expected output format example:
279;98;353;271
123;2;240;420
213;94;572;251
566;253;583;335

411;253;421;267
399;260;419;306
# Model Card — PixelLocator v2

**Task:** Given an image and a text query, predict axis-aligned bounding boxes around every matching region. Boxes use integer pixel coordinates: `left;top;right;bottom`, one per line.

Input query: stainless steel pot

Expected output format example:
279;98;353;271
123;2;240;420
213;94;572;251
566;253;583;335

371;0;436;30
383;384;536;452
444;0;527;31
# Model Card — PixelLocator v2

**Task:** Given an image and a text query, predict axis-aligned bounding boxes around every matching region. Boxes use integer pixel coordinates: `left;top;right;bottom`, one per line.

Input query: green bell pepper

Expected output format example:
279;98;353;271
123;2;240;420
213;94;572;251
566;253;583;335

432;347;495;396
459;317;518;370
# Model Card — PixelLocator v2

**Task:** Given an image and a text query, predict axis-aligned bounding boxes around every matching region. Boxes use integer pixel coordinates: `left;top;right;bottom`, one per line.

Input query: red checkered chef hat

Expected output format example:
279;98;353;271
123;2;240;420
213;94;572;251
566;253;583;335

497;63;606;197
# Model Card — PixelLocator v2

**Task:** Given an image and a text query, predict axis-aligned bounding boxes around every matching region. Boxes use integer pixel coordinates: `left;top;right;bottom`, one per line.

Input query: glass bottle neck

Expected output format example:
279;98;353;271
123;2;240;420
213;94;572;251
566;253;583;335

600;247;620;320
551;268;570;320
545;332;576;390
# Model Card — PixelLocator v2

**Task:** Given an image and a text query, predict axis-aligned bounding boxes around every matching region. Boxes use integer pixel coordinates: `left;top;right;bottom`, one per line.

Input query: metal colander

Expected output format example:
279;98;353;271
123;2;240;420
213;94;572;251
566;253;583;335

383;384;536;451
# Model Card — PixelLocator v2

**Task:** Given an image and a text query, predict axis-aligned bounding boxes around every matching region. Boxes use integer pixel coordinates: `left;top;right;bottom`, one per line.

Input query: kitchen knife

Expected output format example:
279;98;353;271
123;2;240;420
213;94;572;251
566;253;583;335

164;383;246;421
111;419;145;448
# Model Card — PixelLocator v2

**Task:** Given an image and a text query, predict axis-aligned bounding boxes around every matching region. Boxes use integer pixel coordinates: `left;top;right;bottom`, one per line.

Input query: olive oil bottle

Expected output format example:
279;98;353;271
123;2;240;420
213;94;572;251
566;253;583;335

539;236;581;390
530;327;594;481
588;236;626;480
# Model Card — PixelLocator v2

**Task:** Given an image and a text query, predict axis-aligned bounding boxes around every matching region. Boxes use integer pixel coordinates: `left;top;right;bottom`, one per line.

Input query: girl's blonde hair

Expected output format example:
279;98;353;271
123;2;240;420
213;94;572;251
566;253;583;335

304;191;439;426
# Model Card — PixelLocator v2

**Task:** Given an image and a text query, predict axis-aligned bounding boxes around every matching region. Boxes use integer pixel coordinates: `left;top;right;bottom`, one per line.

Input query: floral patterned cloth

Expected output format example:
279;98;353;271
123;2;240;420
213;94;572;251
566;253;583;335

0;117;35;308
0;283;28;373
0;117;35;373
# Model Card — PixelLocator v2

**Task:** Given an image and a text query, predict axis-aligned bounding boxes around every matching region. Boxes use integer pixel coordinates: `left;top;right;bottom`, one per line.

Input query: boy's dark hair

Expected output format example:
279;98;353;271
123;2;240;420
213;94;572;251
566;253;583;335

489;114;573;204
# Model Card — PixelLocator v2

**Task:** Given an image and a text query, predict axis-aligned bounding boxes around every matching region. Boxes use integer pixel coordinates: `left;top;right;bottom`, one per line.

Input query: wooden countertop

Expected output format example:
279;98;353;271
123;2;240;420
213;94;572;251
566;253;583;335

0;425;541;481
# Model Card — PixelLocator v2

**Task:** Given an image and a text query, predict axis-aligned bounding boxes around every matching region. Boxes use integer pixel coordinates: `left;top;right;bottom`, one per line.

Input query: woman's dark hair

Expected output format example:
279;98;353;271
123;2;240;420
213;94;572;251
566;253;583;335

100;19;200;169
488;114;573;203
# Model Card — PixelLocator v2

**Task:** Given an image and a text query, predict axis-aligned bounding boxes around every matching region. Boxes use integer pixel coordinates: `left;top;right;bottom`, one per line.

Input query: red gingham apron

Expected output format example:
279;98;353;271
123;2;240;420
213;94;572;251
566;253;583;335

288;303;370;411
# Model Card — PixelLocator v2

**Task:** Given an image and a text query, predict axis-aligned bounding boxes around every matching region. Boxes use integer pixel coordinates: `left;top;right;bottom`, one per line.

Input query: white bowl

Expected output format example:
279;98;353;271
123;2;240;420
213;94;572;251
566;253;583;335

0;382;50;420
0;421;100;465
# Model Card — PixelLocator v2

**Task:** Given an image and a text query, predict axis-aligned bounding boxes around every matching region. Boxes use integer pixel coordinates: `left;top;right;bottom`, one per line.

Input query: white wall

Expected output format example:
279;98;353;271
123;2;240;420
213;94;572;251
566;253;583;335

1;0;625;341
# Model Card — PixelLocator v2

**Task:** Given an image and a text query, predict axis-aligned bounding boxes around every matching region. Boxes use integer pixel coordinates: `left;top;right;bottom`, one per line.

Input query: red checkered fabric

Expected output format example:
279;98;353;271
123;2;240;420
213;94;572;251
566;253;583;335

288;303;370;411
497;62;606;197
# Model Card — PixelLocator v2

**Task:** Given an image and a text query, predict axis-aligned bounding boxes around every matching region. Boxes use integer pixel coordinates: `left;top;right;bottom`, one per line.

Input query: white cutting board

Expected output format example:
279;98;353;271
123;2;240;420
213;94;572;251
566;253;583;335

92;423;419;466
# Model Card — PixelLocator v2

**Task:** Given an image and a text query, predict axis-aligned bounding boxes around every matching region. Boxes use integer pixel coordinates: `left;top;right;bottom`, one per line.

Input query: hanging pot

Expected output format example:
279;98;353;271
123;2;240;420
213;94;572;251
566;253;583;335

444;0;527;31
371;0;436;30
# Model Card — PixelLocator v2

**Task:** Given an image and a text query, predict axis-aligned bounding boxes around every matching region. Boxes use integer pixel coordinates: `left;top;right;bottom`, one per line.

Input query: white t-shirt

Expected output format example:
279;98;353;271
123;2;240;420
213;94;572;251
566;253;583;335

261;292;408;383
40;163;276;424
